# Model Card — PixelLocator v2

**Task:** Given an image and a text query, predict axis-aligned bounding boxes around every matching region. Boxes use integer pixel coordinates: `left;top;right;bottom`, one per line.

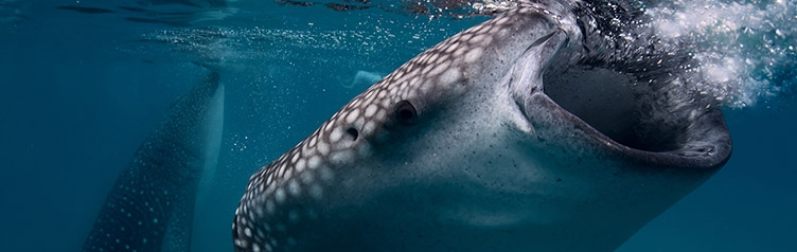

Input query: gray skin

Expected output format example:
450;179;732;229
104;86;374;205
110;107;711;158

83;72;224;252
233;1;731;251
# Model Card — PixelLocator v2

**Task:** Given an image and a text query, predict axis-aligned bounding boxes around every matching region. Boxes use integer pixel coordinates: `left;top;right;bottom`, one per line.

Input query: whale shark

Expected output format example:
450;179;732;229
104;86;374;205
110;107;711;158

233;1;732;251
82;71;225;252
56;0;236;27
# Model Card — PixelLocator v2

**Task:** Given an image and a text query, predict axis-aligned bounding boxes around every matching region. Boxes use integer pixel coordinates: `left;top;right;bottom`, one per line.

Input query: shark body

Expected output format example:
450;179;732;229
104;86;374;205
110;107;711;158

233;1;731;251
83;72;225;252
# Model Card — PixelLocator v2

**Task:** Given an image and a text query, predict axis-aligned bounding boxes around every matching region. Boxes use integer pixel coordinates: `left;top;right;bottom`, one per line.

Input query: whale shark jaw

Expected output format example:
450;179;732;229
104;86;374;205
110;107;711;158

233;1;731;252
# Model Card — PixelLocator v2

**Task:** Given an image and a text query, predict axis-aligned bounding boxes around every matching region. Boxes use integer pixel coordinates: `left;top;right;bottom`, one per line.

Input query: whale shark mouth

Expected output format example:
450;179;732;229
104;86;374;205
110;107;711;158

518;2;733;168
537;45;732;167
543;66;670;151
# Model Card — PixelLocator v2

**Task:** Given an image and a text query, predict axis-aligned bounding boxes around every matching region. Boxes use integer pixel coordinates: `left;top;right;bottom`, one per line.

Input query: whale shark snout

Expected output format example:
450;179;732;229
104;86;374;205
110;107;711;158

233;1;731;251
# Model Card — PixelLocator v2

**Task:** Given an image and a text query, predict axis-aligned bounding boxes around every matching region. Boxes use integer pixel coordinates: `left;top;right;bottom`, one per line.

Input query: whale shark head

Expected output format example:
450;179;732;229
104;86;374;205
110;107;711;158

233;1;732;251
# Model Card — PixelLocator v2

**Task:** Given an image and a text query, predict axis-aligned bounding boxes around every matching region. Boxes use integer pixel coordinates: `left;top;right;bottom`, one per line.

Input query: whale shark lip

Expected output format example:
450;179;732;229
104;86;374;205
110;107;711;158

500;3;731;170
532;47;733;170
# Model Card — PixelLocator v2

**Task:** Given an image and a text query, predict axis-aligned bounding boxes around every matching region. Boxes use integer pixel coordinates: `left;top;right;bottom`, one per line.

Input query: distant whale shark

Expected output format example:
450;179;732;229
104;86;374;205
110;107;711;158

82;71;225;252
233;1;731;251
56;0;236;26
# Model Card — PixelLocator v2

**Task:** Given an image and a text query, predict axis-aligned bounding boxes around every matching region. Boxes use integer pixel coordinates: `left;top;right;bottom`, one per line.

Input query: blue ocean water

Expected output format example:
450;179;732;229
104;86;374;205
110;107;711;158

0;0;794;251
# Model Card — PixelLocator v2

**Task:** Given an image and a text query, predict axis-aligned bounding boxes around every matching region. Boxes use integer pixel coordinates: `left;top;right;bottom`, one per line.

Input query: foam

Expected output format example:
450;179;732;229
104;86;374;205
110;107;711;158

646;0;796;108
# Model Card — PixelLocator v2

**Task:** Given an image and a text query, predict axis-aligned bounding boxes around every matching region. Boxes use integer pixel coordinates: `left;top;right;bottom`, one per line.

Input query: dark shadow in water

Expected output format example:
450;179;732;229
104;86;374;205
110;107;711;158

56;5;116;14
56;0;230;27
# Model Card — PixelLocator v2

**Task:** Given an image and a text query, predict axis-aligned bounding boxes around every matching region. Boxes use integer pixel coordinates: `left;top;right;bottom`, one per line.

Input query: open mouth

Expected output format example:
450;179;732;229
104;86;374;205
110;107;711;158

542;66;680;152
538;47;732;167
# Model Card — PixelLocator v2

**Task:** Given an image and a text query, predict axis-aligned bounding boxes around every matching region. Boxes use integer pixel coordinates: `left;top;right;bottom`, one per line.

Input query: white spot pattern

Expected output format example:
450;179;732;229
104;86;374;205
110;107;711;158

232;2;568;251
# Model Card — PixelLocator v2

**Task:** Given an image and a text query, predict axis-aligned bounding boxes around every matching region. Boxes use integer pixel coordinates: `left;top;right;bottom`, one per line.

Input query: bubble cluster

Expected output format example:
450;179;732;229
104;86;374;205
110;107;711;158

646;0;797;108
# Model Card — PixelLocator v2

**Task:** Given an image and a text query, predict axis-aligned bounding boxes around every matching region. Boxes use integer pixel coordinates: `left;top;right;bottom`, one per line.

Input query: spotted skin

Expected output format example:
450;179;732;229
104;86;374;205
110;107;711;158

233;1;731;252
83;72;225;252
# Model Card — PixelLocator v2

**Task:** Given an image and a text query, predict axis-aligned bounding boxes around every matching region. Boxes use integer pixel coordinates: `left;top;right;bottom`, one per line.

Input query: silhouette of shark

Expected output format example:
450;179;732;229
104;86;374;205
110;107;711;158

83;71;225;252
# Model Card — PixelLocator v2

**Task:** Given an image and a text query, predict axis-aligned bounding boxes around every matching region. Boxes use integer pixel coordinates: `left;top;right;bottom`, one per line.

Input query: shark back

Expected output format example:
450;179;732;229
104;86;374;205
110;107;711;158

82;72;225;252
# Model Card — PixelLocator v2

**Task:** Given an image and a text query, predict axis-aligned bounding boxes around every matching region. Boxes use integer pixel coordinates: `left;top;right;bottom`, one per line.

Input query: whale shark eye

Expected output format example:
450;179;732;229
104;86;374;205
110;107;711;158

393;100;418;125
345;127;359;141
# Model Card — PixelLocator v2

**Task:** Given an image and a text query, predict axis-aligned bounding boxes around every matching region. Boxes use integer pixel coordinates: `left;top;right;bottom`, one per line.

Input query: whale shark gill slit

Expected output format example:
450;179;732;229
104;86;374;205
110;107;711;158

234;1;731;252
82;71;224;252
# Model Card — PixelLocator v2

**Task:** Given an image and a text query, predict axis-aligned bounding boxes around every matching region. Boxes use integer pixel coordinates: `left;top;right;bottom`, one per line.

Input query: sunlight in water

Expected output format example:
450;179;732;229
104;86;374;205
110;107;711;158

130;0;795;108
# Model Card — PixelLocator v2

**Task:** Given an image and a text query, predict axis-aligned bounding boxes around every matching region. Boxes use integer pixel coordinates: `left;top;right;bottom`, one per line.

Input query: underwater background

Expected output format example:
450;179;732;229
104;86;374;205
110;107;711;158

0;0;795;251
